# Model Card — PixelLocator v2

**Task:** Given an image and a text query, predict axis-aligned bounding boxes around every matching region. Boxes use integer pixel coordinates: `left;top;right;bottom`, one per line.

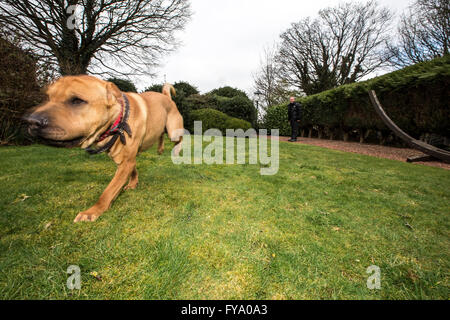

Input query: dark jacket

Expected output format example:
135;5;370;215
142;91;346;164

288;102;302;121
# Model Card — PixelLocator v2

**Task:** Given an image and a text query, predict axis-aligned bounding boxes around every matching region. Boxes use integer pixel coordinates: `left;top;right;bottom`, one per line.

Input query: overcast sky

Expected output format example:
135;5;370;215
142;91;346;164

137;0;413;95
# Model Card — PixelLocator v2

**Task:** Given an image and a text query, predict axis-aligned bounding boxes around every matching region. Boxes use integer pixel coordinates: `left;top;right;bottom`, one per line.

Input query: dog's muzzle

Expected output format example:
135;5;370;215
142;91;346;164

23;112;49;137
23;112;84;148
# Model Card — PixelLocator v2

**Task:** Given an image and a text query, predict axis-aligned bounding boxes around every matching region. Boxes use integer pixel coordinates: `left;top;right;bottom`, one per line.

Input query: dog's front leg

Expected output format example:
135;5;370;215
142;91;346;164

74;159;136;223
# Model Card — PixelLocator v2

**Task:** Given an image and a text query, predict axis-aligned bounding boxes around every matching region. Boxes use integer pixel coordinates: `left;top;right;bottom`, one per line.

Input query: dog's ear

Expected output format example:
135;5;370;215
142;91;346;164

105;82;122;108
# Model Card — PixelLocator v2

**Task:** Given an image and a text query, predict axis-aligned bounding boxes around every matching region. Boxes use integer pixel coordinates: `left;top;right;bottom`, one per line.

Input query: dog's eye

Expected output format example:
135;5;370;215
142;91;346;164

69;97;86;106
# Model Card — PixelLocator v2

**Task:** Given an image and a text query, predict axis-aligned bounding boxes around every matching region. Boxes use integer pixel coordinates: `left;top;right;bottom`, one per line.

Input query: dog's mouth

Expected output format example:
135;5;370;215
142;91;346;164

27;124;86;148
33;133;85;148
38;136;85;148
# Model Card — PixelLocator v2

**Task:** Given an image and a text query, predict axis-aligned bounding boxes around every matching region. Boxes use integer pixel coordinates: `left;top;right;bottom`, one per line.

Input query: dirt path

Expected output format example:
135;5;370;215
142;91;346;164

272;136;450;170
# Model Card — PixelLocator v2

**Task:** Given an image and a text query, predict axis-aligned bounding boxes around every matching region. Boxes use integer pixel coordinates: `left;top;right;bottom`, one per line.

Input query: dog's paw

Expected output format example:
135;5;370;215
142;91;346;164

74;212;99;223
124;180;139;191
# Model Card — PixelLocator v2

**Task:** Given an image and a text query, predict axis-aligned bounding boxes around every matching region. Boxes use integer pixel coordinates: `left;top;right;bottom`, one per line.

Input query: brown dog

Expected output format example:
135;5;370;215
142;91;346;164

24;75;184;222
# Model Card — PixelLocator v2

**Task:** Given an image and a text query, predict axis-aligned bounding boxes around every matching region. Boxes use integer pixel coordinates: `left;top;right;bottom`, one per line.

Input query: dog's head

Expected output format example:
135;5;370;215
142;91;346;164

23;75;122;149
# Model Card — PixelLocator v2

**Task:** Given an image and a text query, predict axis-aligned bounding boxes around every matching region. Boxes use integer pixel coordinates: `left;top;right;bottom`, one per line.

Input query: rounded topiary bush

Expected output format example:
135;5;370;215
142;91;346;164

107;78;138;93
216;95;257;127
225;117;252;132
208;86;248;99
188;108;252;134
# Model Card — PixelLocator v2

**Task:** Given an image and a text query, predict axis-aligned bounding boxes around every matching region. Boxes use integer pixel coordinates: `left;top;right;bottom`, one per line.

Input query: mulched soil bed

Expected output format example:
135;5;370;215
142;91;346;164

275;136;450;170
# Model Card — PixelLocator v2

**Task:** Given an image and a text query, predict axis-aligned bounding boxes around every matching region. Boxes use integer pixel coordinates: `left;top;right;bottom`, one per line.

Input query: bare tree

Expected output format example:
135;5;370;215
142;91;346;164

0;0;191;77
277;1;393;95
253;45;291;109
387;0;449;68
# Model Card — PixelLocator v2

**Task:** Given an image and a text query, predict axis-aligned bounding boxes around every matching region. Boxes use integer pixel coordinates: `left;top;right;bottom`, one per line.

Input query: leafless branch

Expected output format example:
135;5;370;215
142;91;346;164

276;1;393;95
0;0;192;77
386;0;449;68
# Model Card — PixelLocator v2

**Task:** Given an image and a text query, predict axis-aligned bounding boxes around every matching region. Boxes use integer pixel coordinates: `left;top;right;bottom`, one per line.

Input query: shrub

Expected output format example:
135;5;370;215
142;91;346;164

215;95;257;126
224;117;253;132
205;86;258;126
143;84;163;93
185;92;257;127
107;78;138;93
174;81;199;97
185;94;213;111
185;94;222;110
261;104;290;136
188;108;252;134
208;86;248;99
0;37;45;145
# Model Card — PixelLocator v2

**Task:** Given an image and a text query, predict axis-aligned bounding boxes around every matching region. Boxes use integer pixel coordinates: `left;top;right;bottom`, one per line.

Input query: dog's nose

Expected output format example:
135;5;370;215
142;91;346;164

23;113;49;128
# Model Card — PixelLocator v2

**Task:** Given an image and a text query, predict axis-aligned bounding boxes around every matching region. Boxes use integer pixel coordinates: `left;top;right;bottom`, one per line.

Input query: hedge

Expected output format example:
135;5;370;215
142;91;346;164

187;108;252;134
0;37;44;145
263;55;450;143
263;104;291;136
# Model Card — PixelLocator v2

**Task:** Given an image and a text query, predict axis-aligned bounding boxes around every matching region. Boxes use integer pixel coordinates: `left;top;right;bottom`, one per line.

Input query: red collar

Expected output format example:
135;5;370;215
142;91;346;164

97;98;125;143
86;94;132;155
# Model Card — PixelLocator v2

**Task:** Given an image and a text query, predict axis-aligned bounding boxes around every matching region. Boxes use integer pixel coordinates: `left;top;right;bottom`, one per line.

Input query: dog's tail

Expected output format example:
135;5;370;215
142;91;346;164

162;84;176;100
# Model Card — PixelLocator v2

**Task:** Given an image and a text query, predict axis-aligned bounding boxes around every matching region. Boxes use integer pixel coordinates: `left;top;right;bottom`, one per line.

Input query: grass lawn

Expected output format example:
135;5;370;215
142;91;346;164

0;137;449;300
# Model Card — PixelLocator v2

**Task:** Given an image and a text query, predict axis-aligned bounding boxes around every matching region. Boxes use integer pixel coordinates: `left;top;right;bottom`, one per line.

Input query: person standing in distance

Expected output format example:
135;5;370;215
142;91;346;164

288;97;302;142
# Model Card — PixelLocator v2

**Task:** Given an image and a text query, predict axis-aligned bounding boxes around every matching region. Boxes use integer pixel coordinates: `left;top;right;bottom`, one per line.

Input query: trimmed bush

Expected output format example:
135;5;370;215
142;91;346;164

143;84;162;93
215;95;257;126
262;104;290;136
225;117;253;132
107;78;138;93
185;92;257;127
188;108;252;134
208;86;248;99
174;81;199;97
185;94;221;111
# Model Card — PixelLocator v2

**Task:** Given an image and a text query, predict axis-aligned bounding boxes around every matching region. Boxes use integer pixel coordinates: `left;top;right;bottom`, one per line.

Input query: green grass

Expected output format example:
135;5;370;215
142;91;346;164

0;137;449;300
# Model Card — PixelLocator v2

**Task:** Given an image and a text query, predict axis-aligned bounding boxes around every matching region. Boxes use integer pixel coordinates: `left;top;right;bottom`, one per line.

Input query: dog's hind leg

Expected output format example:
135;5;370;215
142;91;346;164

124;166;139;190
157;133;165;155
166;112;184;157
173;136;183;157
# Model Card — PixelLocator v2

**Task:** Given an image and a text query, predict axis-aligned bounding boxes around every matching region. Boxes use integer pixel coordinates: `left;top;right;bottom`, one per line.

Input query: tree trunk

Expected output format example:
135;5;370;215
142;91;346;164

358;129;364;143
59;60;89;75
308;128;313;138
378;131;387;145
343;132;349;142
365;129;371;140
58;52;91;75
